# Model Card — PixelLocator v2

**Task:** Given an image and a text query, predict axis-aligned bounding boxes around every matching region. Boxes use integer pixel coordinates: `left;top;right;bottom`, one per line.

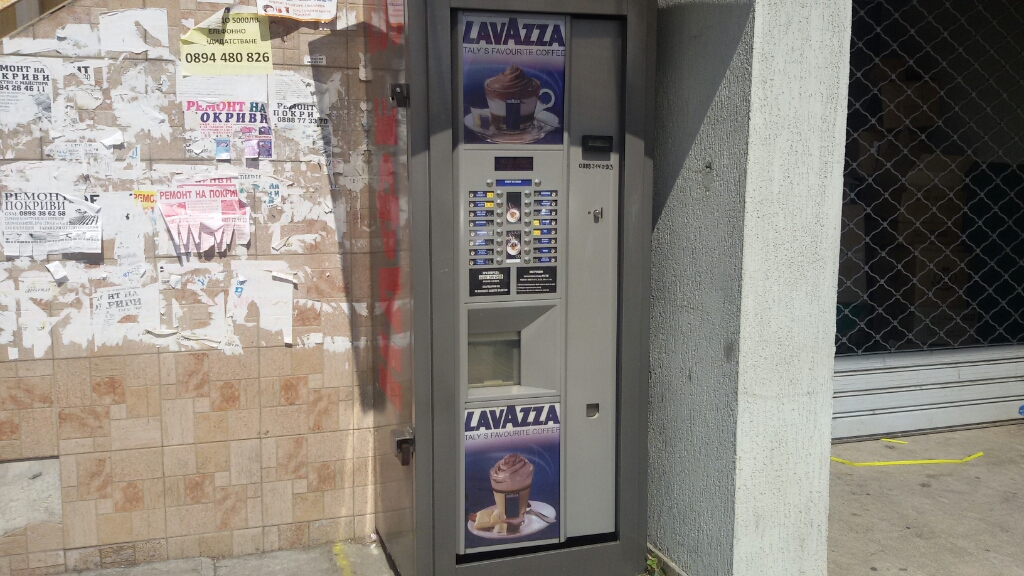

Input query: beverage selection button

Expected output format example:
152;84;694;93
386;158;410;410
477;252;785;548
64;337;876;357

537;190;557;197
470;191;494;198
535;247;556;254
470;249;494;256
470;259;494;266
535;256;556;263
469;239;493;246
536;199;557;207
469;220;493;227
469;210;494;218
538;229;555;236
535;237;555;245
470;230;494;237
535;209;556;216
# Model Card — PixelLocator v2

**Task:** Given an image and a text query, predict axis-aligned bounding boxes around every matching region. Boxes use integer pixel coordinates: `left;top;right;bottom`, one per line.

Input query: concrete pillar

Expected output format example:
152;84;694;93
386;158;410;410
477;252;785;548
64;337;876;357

648;1;851;575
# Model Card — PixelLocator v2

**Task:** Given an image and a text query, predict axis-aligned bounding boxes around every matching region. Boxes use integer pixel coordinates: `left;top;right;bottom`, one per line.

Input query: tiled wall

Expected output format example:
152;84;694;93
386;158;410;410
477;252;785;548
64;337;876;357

0;0;407;573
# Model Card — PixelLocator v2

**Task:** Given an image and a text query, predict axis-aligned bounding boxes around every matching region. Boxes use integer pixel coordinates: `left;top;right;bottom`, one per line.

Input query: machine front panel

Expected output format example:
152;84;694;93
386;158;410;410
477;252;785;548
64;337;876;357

453;10;622;558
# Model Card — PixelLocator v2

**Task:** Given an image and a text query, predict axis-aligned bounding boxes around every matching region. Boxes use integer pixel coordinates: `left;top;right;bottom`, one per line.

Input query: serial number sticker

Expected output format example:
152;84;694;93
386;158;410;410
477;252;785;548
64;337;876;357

578;162;613;170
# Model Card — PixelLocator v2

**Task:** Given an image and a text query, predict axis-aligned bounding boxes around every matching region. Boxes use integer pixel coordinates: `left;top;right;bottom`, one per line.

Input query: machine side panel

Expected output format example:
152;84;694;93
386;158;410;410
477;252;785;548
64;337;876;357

565;18;624;537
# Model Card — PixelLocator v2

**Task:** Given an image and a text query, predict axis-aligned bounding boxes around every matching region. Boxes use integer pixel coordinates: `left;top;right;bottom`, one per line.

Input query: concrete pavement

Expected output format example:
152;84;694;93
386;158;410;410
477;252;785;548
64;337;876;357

68;542;394;576
829;423;1024;576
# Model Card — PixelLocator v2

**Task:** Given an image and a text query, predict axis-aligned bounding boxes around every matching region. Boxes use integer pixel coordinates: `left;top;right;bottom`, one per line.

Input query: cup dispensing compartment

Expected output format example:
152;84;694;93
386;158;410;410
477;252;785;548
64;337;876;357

465;304;562;401
468;332;520;389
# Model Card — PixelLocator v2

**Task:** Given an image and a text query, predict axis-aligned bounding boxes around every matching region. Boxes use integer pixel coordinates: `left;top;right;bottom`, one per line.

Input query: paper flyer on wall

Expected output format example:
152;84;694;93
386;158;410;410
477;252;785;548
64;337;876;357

464;402;560;550
157;177;250;254
0;57;53;130
1;192;101;256
461;14;565;145
180;7;272;77
270;71;328;127
258;0;336;23
183;100;273;159
92;285;145;330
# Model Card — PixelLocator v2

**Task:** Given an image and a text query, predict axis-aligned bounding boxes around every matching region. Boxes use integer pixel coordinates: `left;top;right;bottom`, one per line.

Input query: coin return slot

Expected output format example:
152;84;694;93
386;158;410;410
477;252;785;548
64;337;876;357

586;403;599;418
468;332;520;388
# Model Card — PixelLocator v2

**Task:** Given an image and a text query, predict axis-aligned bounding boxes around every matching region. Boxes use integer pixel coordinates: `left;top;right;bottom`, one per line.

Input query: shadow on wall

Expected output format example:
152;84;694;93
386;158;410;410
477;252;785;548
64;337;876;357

647;2;752;576
652;1;753;226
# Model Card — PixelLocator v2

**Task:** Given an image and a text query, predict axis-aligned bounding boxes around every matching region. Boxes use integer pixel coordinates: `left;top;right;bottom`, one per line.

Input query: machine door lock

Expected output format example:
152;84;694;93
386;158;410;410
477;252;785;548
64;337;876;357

391;426;415;466
593;207;604;223
389;83;410;108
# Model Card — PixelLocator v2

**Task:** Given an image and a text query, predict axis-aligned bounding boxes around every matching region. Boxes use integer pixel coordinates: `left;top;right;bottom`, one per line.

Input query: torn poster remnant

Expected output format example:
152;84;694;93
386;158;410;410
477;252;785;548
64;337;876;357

258;0;337;23
0;57;53;131
98;9;170;56
1;192;102;256
157;177;251;254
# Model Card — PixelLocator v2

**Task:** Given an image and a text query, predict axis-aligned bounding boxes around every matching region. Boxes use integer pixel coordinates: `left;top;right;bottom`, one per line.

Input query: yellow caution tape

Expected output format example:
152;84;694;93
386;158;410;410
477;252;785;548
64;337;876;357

879;438;908;444
332;543;354;576
831;452;983;467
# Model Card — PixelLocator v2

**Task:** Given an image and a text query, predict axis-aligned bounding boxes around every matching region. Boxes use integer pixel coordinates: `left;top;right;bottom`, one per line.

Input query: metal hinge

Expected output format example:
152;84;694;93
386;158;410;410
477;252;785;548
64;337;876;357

391;426;415;466
389;83;410;108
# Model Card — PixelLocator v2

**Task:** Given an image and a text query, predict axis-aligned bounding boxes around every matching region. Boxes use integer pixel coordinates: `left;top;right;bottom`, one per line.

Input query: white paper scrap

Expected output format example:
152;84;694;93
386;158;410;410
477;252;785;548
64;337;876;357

45;261;68;282
271;271;298;285
7;347;17;359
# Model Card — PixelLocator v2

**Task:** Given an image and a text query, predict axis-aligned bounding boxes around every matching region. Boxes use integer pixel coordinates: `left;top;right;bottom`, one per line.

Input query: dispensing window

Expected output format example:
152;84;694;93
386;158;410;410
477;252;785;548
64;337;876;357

467;332;521;388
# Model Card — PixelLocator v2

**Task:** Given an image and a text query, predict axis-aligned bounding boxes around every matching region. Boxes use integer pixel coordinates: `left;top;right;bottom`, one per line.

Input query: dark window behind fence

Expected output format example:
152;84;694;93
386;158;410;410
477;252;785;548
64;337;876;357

838;0;1024;355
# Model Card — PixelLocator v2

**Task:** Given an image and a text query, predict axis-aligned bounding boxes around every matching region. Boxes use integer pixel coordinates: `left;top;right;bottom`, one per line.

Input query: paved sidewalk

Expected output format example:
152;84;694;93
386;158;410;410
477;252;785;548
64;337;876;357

69;542;394;576
829;424;1024;576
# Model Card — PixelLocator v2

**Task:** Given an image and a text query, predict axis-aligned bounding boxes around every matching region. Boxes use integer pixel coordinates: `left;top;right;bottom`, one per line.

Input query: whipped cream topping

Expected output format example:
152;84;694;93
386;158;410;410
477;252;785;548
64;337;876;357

484;65;536;94
489;453;534;492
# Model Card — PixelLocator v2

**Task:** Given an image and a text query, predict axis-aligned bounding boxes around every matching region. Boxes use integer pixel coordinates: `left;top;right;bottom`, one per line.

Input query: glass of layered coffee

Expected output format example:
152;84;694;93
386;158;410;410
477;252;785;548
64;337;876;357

483;65;554;133
489;453;533;519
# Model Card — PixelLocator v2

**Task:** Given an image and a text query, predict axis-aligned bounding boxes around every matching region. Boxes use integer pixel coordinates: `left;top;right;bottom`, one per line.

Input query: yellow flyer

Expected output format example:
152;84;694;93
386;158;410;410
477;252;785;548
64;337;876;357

132;190;157;210
180;7;272;77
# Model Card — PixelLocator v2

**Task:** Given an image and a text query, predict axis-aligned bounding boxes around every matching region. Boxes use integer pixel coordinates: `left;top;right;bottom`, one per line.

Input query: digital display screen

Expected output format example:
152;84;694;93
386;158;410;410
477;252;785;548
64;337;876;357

494;157;534;171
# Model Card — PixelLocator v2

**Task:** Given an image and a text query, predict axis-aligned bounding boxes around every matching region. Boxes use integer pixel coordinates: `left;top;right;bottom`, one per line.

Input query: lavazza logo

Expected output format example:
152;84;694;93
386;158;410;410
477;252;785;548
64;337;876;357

465;404;560;432
462;18;566;49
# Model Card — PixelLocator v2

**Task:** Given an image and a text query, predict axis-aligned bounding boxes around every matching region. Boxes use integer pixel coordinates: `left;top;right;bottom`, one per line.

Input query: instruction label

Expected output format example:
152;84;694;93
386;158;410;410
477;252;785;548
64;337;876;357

470;268;511;297
515;266;556;294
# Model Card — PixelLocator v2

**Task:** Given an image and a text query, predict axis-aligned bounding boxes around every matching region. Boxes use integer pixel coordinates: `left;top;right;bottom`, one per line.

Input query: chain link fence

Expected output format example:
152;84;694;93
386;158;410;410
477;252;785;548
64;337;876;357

838;0;1024;355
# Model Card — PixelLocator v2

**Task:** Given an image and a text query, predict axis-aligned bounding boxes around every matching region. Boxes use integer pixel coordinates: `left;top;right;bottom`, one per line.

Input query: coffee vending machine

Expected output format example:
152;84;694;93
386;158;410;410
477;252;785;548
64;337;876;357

369;1;654;575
